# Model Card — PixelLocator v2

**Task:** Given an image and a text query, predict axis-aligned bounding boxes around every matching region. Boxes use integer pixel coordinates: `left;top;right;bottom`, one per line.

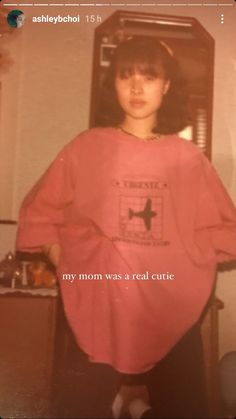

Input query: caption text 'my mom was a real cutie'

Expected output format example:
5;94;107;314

61;272;175;283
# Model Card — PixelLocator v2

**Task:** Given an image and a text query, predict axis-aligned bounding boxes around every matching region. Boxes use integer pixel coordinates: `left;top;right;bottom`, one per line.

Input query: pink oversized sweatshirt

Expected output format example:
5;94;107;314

16;127;236;373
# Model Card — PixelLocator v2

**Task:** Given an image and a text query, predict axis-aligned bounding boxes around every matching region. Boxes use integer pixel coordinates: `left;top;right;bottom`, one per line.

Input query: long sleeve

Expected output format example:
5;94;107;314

196;153;236;263
16;144;75;252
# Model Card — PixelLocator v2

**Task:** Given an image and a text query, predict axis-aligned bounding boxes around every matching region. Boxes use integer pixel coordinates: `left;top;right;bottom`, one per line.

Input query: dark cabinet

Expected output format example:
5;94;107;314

0;291;57;418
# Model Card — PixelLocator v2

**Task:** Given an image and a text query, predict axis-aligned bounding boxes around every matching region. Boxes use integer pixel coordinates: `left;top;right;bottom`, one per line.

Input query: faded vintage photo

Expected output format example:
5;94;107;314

0;2;236;418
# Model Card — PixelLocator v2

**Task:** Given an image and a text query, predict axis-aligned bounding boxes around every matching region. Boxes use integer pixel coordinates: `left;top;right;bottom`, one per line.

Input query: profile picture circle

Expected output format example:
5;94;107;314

7;10;25;28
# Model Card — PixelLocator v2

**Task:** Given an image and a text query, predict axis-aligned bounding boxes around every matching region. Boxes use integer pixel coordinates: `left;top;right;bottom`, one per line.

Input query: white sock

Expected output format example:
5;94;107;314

111;393;123;419
129;398;152;419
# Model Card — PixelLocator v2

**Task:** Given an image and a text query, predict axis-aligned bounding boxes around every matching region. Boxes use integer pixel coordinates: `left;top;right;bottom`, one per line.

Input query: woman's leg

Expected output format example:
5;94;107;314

112;371;152;418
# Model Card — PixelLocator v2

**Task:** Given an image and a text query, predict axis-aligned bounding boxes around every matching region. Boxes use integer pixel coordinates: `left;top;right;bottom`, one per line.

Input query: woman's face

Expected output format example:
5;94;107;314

115;70;170;126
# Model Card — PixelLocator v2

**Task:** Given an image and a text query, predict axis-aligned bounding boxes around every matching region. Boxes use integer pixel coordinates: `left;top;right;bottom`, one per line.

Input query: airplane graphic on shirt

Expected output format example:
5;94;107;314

129;198;157;231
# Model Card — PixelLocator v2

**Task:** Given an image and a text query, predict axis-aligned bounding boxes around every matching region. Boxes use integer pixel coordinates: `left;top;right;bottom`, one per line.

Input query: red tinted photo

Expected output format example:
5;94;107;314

0;1;236;418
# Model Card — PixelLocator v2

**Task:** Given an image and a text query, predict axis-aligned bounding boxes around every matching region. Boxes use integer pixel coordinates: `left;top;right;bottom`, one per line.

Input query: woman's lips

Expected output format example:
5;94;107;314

129;100;146;107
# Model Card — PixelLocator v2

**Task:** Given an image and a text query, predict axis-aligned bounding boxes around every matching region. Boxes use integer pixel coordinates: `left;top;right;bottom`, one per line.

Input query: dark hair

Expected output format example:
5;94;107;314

97;36;190;135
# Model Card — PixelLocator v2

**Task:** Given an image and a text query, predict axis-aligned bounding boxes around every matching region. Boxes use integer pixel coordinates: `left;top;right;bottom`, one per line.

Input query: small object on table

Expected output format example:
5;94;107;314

0;252;22;287
28;261;57;288
11;268;22;289
21;261;29;286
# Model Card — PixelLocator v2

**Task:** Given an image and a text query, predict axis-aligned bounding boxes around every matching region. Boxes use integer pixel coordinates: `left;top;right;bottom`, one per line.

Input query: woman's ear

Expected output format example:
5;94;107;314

164;80;170;95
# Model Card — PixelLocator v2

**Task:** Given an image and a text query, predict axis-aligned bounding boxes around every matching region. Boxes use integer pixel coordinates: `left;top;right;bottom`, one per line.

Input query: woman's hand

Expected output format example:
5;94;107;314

42;243;61;267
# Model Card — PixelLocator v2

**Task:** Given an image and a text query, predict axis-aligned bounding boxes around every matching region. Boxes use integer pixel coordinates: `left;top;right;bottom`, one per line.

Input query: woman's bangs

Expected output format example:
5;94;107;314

116;55;166;78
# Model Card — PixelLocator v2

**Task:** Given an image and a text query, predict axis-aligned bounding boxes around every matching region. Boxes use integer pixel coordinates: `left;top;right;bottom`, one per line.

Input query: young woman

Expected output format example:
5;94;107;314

16;37;236;418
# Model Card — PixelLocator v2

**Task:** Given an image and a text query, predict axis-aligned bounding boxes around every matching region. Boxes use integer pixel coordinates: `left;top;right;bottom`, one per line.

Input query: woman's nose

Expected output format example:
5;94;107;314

130;76;143;93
